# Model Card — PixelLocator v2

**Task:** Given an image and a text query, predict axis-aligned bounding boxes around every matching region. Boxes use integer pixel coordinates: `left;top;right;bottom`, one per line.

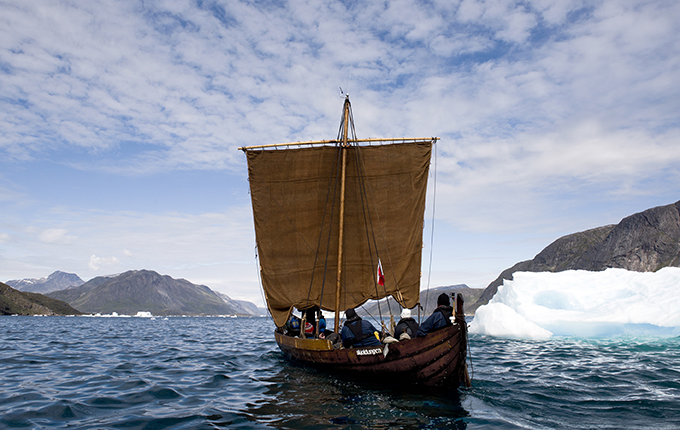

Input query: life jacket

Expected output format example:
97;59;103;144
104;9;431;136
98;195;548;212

434;306;453;327
288;315;300;332
346;318;374;345
395;317;419;337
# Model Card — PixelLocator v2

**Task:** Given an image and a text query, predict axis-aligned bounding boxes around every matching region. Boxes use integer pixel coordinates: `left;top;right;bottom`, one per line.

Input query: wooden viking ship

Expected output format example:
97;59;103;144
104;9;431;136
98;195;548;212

240;96;470;387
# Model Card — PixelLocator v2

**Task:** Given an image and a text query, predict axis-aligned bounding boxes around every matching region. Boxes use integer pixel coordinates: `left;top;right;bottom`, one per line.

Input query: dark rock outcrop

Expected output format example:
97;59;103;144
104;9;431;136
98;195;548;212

0;282;82;315
476;200;680;307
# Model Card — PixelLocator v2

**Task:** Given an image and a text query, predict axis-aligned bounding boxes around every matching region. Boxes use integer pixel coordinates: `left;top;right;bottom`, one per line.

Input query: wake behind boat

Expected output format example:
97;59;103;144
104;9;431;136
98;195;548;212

240;96;470;387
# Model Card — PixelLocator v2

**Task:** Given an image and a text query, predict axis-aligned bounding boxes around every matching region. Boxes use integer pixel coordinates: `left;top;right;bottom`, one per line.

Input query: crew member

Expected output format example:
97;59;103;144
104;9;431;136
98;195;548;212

284;313;301;337
303;307;317;337
417;293;453;336
340;308;381;348
394;308;419;340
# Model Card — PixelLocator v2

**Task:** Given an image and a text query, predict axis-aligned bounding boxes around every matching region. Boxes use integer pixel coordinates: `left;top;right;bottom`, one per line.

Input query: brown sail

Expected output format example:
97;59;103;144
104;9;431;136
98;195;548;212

246;141;432;328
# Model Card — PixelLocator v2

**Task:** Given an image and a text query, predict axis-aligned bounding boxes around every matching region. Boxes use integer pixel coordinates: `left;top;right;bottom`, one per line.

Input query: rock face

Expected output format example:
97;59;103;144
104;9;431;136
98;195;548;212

47;270;244;316
0;282;82;315
476;200;680;307
6;271;84;294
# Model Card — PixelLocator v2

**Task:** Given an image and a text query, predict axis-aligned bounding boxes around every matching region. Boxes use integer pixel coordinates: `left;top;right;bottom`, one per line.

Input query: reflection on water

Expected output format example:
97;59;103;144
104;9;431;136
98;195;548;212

246;355;469;429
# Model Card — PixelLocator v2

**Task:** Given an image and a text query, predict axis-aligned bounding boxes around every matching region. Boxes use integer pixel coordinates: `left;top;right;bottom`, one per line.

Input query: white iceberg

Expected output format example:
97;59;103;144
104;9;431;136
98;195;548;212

135;311;153;318
469;267;680;339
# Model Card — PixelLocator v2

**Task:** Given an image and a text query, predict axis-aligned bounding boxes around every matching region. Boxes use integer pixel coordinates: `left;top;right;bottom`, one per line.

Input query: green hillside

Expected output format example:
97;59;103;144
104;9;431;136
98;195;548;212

1;282;82;315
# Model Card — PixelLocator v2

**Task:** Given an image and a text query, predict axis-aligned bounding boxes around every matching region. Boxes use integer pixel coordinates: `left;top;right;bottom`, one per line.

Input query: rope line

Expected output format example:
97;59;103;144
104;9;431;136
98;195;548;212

423;139;438;323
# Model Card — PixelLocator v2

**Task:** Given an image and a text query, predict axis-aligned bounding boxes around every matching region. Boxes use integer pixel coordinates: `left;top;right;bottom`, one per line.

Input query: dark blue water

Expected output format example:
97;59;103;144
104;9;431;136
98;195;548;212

1;316;679;429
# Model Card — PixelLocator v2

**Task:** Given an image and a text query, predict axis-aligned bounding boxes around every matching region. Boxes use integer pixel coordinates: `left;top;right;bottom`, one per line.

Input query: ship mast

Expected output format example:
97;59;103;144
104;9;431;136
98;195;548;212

334;95;351;332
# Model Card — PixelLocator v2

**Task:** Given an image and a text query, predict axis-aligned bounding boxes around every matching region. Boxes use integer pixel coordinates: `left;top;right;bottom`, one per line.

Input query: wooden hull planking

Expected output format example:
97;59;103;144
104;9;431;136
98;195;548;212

275;316;469;387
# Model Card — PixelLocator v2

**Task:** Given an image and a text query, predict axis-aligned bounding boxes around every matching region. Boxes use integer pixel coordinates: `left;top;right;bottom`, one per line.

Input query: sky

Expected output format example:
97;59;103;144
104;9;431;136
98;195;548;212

1;0;679;307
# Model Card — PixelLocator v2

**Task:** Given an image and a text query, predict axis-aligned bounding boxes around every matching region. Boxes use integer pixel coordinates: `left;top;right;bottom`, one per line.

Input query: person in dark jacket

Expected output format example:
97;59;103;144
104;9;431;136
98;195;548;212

417;293;453;337
394;308;420;340
284;313;301;337
341;308;381;348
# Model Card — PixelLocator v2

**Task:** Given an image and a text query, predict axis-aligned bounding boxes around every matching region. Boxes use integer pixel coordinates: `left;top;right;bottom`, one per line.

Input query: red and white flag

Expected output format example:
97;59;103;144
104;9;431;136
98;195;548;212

377;259;385;286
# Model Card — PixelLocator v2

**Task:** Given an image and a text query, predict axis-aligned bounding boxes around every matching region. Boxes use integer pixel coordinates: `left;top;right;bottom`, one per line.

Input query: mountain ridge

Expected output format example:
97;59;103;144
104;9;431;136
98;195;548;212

476;199;680;307
46;270;258;316
6;271;84;294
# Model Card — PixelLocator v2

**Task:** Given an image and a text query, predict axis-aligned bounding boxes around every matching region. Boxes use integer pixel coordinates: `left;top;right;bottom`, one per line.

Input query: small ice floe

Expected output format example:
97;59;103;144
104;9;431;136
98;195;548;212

134;311;153;318
95;312;129;317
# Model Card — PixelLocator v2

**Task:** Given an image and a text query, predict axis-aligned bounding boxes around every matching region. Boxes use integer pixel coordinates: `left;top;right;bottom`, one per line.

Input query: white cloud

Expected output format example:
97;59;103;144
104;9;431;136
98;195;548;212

88;254;119;271
88;255;100;271
2;0;677;174
39;228;76;244
432;120;680;234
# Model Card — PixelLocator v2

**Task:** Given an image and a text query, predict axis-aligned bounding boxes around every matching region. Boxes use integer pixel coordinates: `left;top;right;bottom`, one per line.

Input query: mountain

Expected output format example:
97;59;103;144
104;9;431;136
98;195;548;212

476;199;680;307
47;270;247;316
356;284;485;318
215;291;261;315
1;282;82;315
5;271;84;294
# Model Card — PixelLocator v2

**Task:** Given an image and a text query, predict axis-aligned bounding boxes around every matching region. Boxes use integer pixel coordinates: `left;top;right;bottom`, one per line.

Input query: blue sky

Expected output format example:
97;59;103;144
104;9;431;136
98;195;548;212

1;0;679;306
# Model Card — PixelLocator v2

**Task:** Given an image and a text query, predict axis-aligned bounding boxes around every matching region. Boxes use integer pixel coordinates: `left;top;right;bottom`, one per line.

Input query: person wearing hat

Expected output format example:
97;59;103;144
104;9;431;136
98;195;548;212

394;308;420;340
417;293;453;337
340;308;381;348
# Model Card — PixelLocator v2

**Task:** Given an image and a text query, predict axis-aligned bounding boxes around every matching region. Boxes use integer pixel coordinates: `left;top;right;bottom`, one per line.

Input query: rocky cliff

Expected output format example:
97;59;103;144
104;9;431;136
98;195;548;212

476;200;680;307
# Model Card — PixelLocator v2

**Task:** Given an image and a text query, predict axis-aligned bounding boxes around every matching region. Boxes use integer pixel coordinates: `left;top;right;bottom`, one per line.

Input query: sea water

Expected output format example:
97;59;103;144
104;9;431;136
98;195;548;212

2;315;679;429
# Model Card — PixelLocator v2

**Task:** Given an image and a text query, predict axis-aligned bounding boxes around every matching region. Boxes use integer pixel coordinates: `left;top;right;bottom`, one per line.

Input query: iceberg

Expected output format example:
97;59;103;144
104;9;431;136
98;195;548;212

469;267;680;339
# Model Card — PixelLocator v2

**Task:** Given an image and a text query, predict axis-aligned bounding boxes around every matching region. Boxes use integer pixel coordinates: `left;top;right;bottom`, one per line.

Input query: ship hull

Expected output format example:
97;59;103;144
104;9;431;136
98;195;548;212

275;309;470;387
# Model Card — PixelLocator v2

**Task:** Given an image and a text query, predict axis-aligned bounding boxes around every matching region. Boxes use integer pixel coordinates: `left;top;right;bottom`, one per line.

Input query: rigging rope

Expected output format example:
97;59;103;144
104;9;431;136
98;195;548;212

423;139;438;323
304;143;343;313
253;245;271;320
467;321;474;384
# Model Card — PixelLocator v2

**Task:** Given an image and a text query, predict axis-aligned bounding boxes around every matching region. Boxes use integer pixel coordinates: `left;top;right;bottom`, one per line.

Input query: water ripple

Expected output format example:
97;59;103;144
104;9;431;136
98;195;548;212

2;317;679;429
